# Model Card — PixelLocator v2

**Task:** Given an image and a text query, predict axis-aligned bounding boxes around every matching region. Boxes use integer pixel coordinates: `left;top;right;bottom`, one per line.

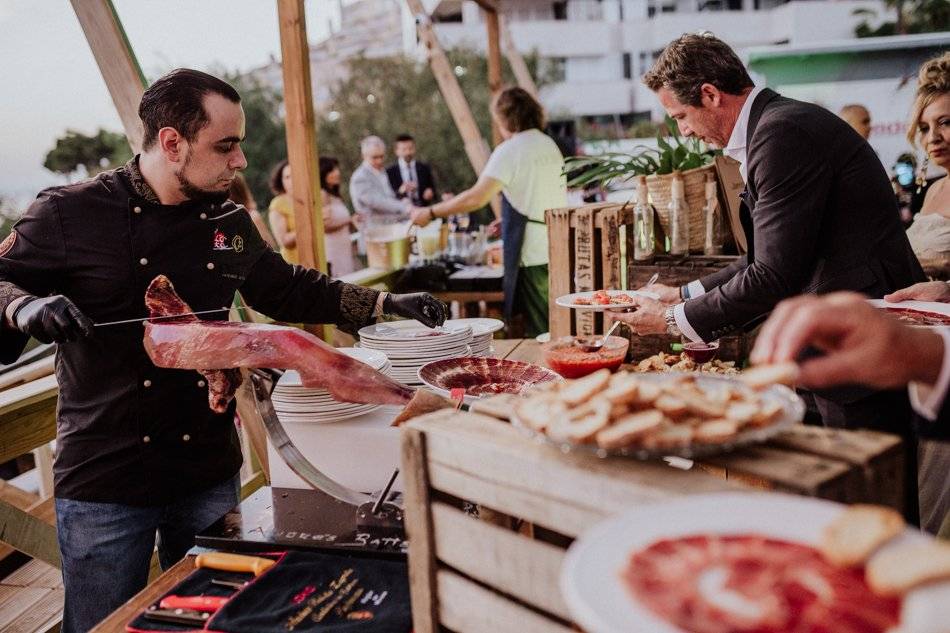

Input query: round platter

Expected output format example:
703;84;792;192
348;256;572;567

867;299;950;327
510;372;805;460
418;356;561;403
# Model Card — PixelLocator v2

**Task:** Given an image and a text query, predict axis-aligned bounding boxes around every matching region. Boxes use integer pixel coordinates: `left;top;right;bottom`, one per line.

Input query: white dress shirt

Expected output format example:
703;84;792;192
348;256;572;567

673;86;764;342
399;158;417;186
909;327;950;421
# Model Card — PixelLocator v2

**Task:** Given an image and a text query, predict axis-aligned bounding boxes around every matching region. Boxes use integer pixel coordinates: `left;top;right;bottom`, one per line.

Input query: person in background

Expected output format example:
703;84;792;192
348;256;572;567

839;103;872;140
349;136;410;228
614;33;924;433
267;159;297;263
410;87;567;337
752;292;950;537
904;52;950;263
319;156;355;277
228;173;277;250
387;133;437;206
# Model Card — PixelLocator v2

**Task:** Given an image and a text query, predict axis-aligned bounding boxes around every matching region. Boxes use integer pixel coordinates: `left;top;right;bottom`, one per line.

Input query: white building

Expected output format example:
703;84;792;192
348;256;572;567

415;0;890;123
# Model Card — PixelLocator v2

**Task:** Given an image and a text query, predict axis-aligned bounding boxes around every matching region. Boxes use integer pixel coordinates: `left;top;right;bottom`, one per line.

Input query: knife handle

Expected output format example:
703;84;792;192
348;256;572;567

194;552;275;576
159;595;229;613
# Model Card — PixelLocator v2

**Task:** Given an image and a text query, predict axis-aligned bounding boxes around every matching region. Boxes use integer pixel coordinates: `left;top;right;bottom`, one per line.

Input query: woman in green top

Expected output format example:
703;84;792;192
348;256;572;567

410;88;567;337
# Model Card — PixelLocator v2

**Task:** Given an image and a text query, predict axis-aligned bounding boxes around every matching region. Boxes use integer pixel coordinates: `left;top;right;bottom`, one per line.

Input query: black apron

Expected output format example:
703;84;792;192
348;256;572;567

501;193;536;319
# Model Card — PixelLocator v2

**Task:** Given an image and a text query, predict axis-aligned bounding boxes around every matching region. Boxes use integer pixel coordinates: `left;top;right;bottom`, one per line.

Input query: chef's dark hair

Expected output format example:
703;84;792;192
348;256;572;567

139;68;241;150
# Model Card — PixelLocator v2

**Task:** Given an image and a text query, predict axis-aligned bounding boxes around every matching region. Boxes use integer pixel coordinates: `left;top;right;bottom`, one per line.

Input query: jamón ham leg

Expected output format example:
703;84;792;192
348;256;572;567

145;275;243;413
143;275;413;407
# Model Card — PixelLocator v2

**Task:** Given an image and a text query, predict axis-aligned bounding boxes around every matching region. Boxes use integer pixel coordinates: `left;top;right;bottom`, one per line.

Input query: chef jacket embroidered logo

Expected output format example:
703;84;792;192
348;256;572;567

212;230;231;251
231;235;244;253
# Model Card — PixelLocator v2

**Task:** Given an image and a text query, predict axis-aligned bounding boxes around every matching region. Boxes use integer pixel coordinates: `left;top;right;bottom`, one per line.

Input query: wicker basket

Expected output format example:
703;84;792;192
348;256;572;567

647;164;716;253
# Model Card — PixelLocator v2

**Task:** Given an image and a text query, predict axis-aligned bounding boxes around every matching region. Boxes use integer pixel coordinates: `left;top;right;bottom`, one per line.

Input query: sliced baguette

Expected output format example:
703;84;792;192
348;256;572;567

819;504;905;568
740;362;799;389
867;541;950;596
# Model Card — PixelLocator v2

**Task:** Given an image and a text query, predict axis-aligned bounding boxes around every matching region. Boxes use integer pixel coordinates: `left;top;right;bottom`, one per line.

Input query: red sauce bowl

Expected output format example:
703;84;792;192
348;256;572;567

542;336;630;379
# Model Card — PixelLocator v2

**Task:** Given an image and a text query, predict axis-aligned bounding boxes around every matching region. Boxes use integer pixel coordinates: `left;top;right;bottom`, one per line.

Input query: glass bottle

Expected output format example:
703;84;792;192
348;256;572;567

633;175;654;261
668;171;690;256
703;173;723;255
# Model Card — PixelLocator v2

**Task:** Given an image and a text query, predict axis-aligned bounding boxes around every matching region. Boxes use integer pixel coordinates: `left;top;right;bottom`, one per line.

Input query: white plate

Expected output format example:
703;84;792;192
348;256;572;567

555;289;659;311
867;299;950;327
359;320;472;341
275;405;381;424
276;348;389;388
561;492;936;633
444;318;505;336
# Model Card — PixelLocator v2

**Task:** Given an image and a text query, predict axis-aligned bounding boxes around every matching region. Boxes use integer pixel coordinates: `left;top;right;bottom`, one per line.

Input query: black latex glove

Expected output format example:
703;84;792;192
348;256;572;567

383;292;448;329
12;295;95;344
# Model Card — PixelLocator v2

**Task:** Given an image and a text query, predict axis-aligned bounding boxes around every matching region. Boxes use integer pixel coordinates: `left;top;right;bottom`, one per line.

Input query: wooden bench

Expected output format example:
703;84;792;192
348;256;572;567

400;408;904;632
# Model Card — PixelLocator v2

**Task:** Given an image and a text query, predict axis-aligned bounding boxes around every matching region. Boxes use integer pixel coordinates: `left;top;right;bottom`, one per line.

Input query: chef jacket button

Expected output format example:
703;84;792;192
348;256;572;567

143;379;152;388
206;262;215;270
199;212;208;220
139;257;148;266
197;380;206;388
133;206;142;214
182;434;191;442
143;435;151;443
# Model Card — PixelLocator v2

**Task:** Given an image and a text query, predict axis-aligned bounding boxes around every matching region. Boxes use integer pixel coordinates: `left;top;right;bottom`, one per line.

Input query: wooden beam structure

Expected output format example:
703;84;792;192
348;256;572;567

276;0;327;276
70;0;147;153
483;5;503;146
500;16;539;100
405;0;492;177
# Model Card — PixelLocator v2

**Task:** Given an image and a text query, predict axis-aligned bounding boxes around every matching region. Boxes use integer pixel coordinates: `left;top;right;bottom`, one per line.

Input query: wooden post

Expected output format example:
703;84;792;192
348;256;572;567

482;5;503;146
70;0;147;153
276;0;327;275
406;0;497;218
500;16;540;100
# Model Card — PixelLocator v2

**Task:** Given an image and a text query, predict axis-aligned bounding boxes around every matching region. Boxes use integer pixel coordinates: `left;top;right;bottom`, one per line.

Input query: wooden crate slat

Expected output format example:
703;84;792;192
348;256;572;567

431;502;571;620
437;569;573;633
573;207;596;336
0;587;50;630
700;445;860;502
400;428;439;633
546;208;573;339
600;206;622;291
429;461;607;537
767;426;903;509
410;412;738;531
0;500;61;569
0;401;57;466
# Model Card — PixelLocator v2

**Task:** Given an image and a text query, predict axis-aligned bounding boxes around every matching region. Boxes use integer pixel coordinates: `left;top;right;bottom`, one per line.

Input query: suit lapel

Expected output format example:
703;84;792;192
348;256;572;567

738;88;780;261
745;88;780;149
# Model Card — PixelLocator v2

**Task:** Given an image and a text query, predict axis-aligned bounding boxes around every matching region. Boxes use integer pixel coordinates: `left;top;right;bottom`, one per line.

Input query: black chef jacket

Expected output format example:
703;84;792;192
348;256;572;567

0;160;380;505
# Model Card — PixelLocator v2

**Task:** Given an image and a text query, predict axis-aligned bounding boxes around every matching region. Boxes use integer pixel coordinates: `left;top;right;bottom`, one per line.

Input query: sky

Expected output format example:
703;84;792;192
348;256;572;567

0;1;341;206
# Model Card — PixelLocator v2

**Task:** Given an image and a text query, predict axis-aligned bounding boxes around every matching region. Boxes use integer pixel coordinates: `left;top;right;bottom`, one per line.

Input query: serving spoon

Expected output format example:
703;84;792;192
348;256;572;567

574;319;622;352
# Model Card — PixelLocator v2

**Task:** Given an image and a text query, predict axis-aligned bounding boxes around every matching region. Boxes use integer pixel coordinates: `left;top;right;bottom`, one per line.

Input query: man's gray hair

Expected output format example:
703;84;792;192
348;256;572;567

360;135;385;156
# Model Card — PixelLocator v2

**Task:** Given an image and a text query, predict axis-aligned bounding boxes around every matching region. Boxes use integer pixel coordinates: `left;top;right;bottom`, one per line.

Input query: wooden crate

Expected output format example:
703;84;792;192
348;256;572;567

401;409;905;632
545;202;751;360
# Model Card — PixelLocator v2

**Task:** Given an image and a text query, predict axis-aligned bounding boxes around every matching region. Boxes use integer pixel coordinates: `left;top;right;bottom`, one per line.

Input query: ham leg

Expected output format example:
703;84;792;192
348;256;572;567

145;275;242;412
144;320;413;405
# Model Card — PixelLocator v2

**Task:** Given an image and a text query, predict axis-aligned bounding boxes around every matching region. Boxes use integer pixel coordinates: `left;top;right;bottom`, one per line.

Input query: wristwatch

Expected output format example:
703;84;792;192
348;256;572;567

664;306;682;337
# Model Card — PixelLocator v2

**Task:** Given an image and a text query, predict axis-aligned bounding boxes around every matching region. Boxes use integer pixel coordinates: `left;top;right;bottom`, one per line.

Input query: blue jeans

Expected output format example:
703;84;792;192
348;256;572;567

56;475;239;633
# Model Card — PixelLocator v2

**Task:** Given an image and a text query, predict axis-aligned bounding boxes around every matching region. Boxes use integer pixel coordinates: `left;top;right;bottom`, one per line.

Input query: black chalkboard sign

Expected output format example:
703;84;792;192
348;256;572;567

197;487;407;560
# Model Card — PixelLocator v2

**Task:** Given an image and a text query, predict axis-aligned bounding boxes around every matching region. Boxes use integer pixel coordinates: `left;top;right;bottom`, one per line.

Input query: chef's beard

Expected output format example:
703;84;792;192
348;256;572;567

175;152;230;205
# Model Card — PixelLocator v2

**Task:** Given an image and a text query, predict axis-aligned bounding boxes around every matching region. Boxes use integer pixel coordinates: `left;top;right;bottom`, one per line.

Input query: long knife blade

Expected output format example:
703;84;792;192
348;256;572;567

93;306;248;328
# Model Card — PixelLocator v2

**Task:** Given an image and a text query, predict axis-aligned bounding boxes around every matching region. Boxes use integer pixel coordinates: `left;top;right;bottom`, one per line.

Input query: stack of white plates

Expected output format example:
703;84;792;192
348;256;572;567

272;347;391;423
358;320;473;386
444;318;504;356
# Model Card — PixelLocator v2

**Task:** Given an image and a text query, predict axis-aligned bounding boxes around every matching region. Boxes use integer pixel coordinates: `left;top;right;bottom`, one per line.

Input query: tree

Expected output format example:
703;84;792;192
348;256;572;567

318;47;545;207
854;0;949;37
223;71;287;208
43;128;131;180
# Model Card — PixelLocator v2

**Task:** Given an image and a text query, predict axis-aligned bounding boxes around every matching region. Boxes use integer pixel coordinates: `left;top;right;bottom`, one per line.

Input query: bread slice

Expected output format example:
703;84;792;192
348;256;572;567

595;410;664;450
867;541;950;596
740;362;799;389
559;369;611;406
819;504;905;567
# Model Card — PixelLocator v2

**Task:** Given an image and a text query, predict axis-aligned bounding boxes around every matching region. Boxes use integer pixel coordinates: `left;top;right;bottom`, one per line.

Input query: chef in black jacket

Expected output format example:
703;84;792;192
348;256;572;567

0;69;446;633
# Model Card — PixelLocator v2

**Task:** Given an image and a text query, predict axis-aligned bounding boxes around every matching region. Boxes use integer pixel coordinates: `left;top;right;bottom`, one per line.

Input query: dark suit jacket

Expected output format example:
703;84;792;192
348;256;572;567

916;396;950;440
387;161;437;204
685;89;925;341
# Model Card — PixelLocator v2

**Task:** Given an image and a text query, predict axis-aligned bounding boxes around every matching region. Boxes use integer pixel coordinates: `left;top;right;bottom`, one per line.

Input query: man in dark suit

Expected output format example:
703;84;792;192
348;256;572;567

387;133;437;206
615;33;925;431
